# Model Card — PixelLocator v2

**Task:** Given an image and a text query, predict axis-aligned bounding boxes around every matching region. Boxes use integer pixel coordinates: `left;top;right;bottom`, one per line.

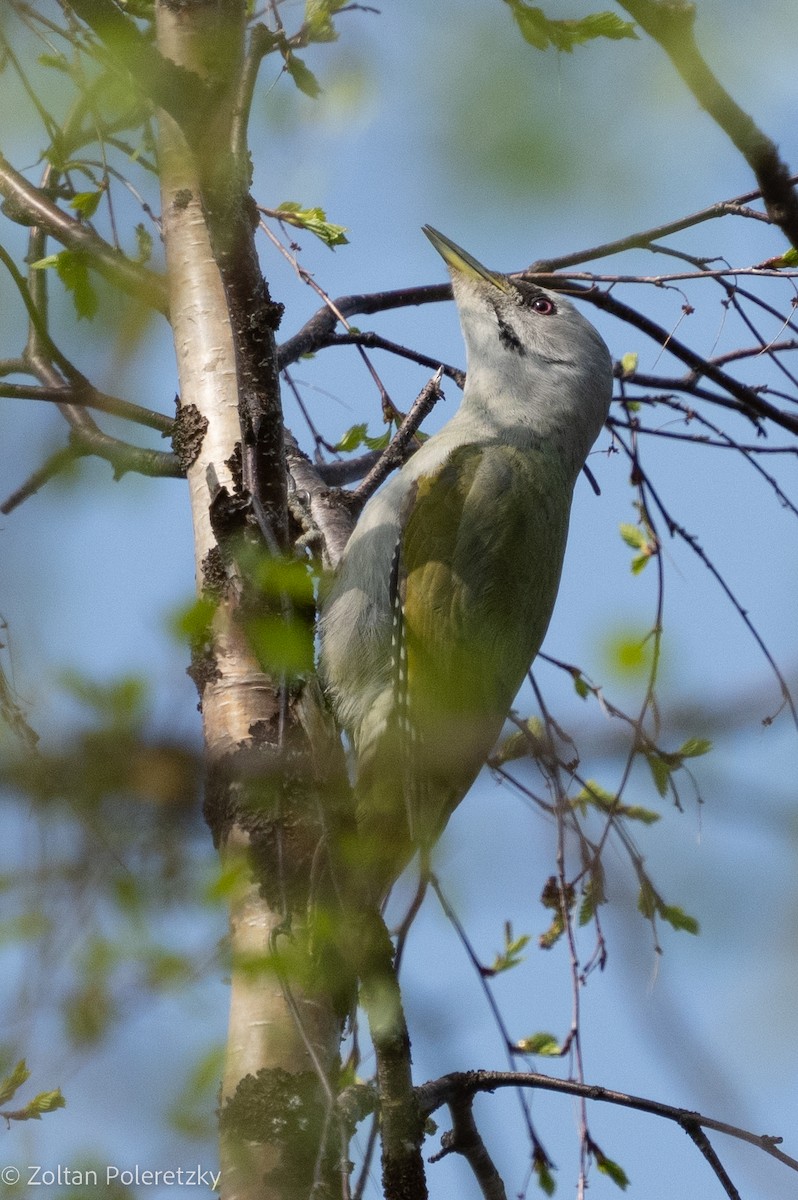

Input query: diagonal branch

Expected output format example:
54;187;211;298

617;0;798;248
0;152;167;312
416;1070;798;1176
64;0;218;141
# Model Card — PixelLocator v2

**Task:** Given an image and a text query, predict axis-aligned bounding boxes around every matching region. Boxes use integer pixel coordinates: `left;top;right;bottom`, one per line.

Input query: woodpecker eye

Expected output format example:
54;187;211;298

531;296;555;315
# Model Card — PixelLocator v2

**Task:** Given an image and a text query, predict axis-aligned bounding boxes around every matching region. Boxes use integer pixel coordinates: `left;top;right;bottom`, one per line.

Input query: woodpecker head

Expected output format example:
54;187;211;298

422;225;613;465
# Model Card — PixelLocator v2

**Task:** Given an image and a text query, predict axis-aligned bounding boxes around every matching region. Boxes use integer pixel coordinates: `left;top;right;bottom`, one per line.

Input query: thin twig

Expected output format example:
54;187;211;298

352;370;443;507
416;1071;798;1176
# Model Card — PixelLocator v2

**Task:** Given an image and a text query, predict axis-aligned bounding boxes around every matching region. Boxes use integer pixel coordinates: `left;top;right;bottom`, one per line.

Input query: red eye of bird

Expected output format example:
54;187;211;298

532;296;555;315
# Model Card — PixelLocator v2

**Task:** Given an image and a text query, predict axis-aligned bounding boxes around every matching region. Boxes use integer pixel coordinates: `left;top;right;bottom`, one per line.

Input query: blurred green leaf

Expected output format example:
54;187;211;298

285;54;322;97
246;614;315;676
646;751;671;797
593;1146;630;1190
0;1061;30;1107
573;780;661;824
603;629;653;679
70;190;103;219
573;672;590;699
504;3;637;52
487;923;530;974
59;671;147;730
171;595;217;643
335;423;368;451
619;523;646;550
305;0;347;42
276;201;348;248
533;1147;556;1196
134;222;153;264
679;737;712;758
22;1089;66;1120
30;250;99;320
638;879;699;935
515;1031;562;1056
660;903;699;935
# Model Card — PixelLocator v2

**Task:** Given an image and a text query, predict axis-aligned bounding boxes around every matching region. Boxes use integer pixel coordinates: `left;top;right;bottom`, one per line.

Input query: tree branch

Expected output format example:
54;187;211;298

277;284;450;368
0;381;174;433
64;0;218;142
0;153;167;312
430;1093;507;1200
352;369;443;508
416;1070;798;1175
617;0;798;248
530;179;790;273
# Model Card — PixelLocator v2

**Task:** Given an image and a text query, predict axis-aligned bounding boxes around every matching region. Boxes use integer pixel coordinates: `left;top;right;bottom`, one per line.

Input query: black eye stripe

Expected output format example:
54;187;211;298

492;306;525;354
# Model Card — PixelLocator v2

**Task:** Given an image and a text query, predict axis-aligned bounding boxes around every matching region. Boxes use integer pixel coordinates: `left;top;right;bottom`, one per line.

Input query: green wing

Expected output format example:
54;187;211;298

393;441;573;847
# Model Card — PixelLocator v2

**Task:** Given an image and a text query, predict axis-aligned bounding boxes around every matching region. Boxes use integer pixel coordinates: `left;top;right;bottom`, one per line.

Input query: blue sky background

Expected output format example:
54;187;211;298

1;1;797;1197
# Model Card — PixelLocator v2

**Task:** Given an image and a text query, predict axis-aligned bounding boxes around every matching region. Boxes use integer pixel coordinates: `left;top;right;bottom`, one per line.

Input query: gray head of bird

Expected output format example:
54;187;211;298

423;225;613;474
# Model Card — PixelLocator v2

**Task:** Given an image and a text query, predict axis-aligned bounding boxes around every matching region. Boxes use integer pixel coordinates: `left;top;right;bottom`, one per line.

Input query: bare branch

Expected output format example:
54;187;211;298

416;1071;798;1176
277;284;450;368
530;180;791;273
352;370;443;508
0;381;174;433
617;0;798;247
430;1093;507;1200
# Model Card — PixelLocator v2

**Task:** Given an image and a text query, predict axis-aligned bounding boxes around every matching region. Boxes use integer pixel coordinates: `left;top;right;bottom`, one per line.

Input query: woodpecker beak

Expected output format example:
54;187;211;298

423;225;510;293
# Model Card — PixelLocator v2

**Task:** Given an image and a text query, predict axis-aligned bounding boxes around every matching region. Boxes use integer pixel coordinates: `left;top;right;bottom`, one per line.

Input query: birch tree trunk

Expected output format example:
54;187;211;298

155;5;347;1197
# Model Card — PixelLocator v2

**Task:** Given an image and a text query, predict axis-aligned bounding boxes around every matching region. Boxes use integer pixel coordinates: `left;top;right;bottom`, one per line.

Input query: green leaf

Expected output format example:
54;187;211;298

30;250;98;320
767;247;798;268
572;781;661;824
679;737;712;759
170;595;217;643
603;629;653;678
573;672;590;699
37;53;71;74
637;878;657;921
493;717;545;765
620;522;656;572
533;1148;556;1196
363;429;391;450
276;201;348;248
620;351;639;375
595;1150;630;1190
0;1061;30;1106
619;522;646;550
134;222;153;264
70;190;103;219
638;879;699;935
59;671;147;728
23;1089;66;1119
305;0;347;41
488;923;531;974
645;751;671;798
504;2;637;53
252;554;315;605
578;869;606;925
515;1032;562;1056
247;614;315;677
334;423;368;452
285;54;322;98
660;903;699;935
